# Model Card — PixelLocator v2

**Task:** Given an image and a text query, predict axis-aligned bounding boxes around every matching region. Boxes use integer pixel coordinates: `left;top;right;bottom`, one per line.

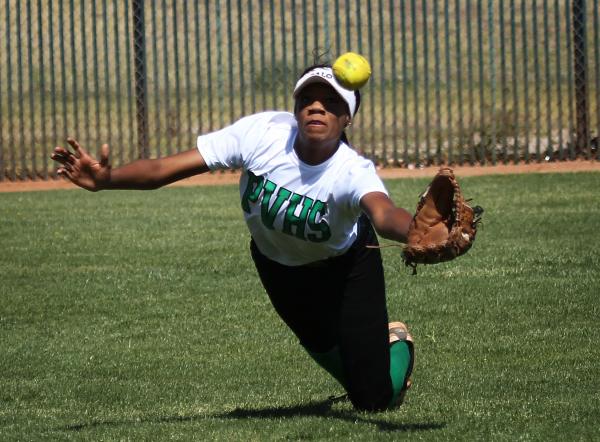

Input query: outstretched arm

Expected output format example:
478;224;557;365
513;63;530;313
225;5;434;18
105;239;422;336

51;138;210;191
360;191;413;243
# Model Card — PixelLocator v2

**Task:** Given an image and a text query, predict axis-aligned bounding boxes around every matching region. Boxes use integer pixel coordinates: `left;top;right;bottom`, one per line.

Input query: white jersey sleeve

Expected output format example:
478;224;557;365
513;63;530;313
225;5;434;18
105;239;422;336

196;112;292;170
341;154;389;214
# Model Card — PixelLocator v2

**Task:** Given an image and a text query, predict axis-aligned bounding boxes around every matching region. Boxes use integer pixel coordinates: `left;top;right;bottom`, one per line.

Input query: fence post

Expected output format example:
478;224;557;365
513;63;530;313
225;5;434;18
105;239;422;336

132;0;149;159
572;0;590;158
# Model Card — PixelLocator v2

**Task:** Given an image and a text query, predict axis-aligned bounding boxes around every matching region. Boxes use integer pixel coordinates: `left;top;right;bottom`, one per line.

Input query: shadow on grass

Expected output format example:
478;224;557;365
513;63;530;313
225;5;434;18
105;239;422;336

61;398;445;434
215;399;445;433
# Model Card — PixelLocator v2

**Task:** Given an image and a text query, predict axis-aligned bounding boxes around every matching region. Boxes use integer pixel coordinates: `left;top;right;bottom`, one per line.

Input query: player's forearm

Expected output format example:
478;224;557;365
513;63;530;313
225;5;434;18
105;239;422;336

360;192;413;243
102;149;209;190
373;207;413;243
102;159;168;190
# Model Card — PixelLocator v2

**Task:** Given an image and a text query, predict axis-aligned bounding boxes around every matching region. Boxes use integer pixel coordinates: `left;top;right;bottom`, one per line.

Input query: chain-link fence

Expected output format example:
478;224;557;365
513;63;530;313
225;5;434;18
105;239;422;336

0;0;598;181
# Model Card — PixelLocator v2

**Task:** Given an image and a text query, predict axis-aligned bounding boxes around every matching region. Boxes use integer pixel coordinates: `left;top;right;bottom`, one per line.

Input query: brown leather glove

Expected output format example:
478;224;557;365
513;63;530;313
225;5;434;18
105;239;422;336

402;167;483;274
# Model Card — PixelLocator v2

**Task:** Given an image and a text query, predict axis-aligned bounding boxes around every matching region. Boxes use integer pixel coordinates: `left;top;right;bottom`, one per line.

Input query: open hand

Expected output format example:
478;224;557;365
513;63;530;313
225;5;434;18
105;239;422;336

51;138;111;191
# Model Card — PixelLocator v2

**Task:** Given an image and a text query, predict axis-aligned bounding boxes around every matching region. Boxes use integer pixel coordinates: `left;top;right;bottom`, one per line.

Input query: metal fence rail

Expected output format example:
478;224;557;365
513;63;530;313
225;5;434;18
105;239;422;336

0;0;598;181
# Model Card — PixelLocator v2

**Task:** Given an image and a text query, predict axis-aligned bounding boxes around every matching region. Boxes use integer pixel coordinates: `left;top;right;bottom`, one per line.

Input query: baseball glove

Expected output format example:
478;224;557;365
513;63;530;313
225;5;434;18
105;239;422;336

402;167;483;274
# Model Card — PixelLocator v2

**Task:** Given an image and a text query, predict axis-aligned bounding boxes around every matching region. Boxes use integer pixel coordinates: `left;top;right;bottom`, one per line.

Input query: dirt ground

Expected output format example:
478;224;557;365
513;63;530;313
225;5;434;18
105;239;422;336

1;160;599;193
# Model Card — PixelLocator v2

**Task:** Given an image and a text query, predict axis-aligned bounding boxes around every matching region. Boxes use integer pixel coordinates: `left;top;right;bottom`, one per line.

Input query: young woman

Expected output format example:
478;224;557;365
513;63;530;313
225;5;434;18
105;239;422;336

51;64;415;412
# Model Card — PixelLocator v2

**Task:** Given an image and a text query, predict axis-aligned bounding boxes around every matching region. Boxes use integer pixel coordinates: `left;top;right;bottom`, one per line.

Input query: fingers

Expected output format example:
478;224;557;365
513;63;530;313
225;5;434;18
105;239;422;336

53;146;71;156
51;138;82;163
56;157;75;172
51;139;111;173
67;137;85;159
51;146;77;165
99;144;110;167
56;166;73;181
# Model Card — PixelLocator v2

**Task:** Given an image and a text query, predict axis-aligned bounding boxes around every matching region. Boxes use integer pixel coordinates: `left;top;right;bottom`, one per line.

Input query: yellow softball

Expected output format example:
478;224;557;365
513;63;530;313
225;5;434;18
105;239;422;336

332;52;372;90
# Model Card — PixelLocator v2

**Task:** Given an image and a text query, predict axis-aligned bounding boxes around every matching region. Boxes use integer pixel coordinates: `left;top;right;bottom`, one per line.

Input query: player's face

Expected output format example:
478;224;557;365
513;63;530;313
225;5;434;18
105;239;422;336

294;83;351;145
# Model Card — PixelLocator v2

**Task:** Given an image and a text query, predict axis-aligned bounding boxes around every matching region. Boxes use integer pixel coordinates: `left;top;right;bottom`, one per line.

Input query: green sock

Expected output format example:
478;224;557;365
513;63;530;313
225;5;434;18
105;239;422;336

308;343;412;404
388;341;412;406
306;346;346;388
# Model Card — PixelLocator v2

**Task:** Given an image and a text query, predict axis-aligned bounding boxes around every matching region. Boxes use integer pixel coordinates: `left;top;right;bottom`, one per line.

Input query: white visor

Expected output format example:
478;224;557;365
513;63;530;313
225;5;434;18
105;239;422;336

293;67;357;117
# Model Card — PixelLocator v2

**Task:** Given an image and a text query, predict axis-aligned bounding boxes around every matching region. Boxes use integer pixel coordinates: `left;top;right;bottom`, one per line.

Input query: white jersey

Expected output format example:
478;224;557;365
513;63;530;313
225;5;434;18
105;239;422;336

197;111;388;266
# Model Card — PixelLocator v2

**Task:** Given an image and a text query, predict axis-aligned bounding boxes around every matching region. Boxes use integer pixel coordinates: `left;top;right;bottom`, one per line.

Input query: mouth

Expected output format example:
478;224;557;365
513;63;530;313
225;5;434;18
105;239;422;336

306;119;326;127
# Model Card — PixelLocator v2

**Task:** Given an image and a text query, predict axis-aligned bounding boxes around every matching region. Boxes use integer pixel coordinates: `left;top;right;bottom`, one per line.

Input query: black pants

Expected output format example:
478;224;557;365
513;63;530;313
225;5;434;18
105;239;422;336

250;215;393;410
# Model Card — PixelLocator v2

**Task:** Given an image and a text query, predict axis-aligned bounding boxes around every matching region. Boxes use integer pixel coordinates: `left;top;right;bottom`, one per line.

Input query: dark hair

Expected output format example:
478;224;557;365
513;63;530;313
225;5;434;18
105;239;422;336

295;63;361;117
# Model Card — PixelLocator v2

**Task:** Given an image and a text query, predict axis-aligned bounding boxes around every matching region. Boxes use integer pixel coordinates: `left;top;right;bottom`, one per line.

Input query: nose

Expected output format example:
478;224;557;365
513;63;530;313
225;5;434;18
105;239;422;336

306;99;326;113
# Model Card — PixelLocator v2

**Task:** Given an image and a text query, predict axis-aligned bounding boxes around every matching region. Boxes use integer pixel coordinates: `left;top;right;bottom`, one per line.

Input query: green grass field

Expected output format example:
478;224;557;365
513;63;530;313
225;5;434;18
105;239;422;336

1;171;599;440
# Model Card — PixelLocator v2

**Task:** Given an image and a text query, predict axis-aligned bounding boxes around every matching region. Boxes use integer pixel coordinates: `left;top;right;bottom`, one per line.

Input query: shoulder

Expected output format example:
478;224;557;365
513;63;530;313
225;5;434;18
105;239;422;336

222;111;295;144
239;111;295;130
333;144;388;206
215;111;293;136
336;143;380;179
233;112;296;167
232;112;295;143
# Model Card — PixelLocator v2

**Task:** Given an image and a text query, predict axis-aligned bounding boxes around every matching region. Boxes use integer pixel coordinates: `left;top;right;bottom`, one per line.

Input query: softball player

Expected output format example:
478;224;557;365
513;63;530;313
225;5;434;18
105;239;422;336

51;64;415;411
